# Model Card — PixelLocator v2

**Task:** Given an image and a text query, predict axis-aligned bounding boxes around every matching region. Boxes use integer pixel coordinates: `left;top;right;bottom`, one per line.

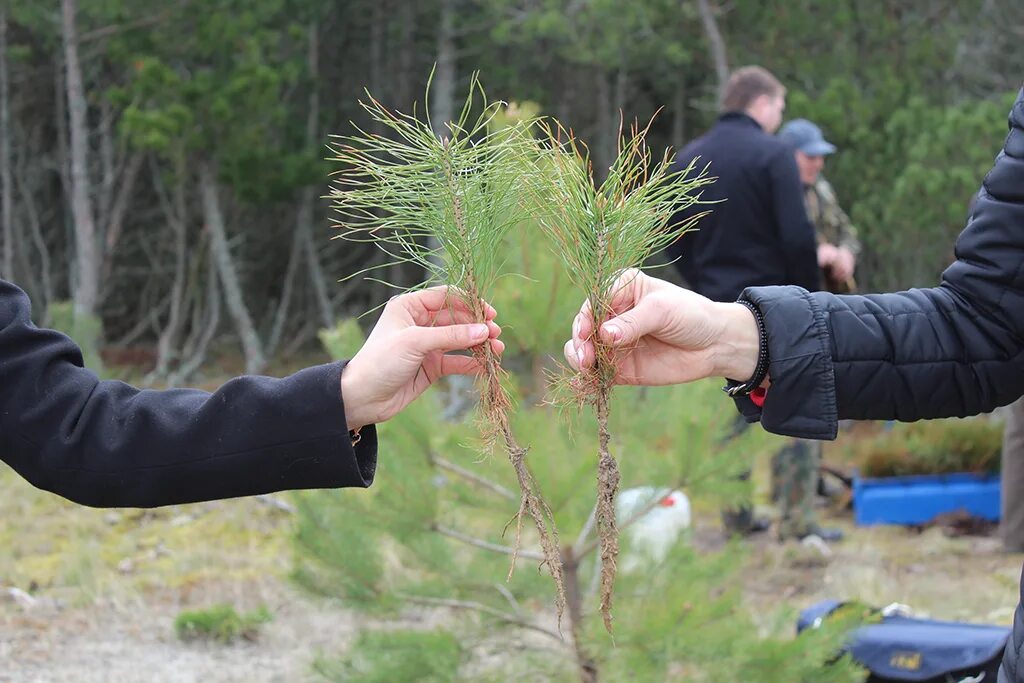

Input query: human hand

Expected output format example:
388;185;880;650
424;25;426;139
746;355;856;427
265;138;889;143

340;287;503;430
817;243;839;270
831;247;856;281
564;269;761;386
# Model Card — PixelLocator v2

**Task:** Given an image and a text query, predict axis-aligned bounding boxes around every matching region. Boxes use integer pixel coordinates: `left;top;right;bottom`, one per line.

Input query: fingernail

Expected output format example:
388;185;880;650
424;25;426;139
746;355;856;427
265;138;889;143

471;324;488;339
572;316;581;339
604;324;621;343
576;346;585;366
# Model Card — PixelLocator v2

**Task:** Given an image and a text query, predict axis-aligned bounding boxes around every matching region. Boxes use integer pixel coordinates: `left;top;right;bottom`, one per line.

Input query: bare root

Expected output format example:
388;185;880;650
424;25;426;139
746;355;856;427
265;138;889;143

475;346;567;625
595;389;620;634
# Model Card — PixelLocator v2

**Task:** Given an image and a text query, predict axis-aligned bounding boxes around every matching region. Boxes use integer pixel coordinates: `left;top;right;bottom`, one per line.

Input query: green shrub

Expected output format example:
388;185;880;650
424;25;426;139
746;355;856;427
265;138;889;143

849;418;1003;478
174;603;272;643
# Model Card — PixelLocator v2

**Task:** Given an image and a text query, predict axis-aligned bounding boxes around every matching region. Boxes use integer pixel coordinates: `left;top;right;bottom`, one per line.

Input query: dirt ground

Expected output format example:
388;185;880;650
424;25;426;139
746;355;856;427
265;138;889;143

2;398;1021;683
4;461;1021;683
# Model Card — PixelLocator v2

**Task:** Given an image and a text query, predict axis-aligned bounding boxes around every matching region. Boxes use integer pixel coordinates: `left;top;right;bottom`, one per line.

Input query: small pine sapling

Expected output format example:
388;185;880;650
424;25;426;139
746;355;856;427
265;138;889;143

534;117;713;632
327;74;567;619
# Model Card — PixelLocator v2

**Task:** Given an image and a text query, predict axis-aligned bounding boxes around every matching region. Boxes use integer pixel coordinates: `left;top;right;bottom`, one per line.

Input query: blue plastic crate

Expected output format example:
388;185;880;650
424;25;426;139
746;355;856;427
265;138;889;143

852;473;1000;526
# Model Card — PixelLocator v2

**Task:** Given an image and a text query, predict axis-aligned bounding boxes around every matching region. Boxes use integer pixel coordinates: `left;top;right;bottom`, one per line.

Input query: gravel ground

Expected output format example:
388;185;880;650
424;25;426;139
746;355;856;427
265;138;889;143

1;579;361;683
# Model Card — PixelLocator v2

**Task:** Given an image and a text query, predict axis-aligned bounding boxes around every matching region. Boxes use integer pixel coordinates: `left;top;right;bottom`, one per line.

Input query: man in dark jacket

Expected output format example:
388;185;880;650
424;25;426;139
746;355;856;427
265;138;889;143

566;89;1024;682
0;280;502;508
666;65;820;303
666;66;827;540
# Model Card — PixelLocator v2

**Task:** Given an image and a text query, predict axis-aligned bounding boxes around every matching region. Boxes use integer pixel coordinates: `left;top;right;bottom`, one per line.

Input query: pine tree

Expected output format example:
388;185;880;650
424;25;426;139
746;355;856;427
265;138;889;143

302;78;865;682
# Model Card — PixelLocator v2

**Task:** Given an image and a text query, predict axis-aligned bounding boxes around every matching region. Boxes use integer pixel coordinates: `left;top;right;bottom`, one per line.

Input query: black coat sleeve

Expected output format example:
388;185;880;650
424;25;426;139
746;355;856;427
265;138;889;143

736;89;1024;440
0;279;377;508
769;149;821;293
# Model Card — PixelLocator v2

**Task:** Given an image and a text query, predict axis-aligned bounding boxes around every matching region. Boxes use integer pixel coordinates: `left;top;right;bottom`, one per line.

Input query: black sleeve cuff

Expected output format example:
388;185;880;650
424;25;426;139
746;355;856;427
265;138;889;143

732;286;839;440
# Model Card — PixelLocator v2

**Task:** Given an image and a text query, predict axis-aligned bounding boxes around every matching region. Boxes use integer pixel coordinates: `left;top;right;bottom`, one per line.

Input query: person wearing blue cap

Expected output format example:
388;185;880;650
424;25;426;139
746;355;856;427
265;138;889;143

664;66;841;543
778;119;861;294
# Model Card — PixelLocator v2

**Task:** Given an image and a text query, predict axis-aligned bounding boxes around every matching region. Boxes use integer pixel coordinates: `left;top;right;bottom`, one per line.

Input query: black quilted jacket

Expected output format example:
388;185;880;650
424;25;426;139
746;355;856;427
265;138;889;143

736;89;1024;681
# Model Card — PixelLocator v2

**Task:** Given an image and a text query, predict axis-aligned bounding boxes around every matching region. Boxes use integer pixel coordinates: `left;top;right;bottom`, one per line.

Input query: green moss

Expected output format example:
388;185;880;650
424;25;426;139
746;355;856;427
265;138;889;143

174;603;272;643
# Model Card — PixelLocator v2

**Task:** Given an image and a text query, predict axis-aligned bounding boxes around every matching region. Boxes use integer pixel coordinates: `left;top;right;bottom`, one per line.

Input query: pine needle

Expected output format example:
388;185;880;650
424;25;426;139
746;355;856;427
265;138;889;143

327;72;567;623
532;114;715;633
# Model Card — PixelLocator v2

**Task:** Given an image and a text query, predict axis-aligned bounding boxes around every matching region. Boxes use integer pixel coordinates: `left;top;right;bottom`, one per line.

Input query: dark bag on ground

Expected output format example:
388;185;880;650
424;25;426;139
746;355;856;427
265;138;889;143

797;599;1009;682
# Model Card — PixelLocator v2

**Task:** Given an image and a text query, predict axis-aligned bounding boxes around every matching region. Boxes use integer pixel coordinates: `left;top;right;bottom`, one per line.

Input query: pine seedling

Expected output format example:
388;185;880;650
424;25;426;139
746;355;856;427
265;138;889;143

327;74;567;619
535;117;714;632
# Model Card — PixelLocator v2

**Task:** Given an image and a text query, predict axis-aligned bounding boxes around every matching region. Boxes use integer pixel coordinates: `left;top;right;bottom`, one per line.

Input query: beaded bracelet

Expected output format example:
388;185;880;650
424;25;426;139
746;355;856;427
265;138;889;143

722;299;770;398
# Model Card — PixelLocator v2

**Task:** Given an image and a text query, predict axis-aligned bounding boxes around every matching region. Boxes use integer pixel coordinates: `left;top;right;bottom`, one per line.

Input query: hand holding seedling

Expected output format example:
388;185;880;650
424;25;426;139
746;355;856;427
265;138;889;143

341;287;503;431
564;269;760;387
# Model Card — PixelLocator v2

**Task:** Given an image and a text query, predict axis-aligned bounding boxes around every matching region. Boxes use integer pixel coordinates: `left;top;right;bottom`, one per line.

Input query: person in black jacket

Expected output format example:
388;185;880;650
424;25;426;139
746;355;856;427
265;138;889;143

666;65;821;303
0;280;503;508
565;89;1024;682
665;66;829;540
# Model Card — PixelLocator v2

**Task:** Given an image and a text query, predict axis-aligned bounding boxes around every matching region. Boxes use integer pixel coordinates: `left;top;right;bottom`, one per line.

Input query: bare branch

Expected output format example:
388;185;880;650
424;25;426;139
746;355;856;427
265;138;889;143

431;454;517;501
256;494;295;514
433;523;545;562
398;593;565;643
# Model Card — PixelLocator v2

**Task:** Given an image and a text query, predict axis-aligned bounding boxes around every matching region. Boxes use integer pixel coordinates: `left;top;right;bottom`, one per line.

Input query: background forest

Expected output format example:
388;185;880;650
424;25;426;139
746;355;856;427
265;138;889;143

1;0;1019;372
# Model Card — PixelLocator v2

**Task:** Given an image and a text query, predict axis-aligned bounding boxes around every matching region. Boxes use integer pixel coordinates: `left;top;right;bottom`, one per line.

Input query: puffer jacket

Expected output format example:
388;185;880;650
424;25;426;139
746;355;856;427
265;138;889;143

735;89;1024;681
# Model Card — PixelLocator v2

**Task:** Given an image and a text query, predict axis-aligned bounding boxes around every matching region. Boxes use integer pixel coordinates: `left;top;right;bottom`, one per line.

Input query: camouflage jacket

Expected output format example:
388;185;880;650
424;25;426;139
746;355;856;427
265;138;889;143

804;176;860;256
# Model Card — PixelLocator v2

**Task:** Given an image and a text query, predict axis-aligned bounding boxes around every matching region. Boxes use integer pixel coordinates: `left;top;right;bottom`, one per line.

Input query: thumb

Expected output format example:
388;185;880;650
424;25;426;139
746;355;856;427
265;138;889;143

599;300;663;347
406;323;490;354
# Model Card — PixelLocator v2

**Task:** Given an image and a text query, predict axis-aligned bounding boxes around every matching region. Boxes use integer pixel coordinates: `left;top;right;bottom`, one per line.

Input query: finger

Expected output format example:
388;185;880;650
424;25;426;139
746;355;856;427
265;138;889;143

578;337;596;368
564;337;596;371
404;323;490;354
439;354;487;377
490;338;505;355
574;309;595;344
425;310;502;329
564;339;579;371
599;297;665;347
607;268;644;316
487;321;501;338
400;287;498;324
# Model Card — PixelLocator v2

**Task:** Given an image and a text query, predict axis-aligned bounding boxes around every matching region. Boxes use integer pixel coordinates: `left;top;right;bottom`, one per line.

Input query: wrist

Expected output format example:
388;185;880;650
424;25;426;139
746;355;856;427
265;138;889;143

710;302;761;383
340;362;371;431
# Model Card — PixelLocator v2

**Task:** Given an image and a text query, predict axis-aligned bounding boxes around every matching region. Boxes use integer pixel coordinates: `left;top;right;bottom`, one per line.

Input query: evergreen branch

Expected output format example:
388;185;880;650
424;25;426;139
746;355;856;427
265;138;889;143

329;73;568;623
530;115;716;634
433;523;545;562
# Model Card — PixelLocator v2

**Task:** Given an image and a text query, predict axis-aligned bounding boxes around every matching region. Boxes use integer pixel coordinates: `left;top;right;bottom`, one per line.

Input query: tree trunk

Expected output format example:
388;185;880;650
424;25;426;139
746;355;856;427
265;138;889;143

301;191;333;329
395;1;416;108
671;74;687;145
15;144;53;309
199;161;265;374
169;248;220;387
595;69;613;180
100;151;143;288
302;21;333;330
562;547;599;683
432;0;474;421
267;221;303;356
369;0;384;102
430;0;456;139
0;9;13;281
150;154;189;379
696;0;730;100
62;0;101;320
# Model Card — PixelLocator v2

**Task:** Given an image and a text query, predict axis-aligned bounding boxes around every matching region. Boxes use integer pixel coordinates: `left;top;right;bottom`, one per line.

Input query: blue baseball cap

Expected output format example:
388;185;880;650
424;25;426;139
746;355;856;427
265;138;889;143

778;119;836;156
